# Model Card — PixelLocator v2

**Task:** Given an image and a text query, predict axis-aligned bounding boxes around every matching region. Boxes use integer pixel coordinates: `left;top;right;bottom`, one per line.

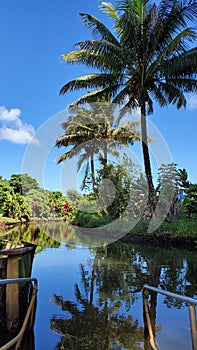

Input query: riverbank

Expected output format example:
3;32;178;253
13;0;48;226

120;218;197;249
0;217;22;229
121;232;196;249
0;216;197;249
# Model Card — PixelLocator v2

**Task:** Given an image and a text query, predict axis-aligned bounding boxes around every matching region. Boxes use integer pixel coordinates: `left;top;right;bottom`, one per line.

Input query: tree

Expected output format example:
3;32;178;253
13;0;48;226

0;179;13;210
56;102;140;195
96;159;147;219
56;104;141;221
156;163;182;218
9;173;39;195
66;189;83;203
47;190;76;221
182;184;197;218
25;189;53;219
177;168;190;189
0;178;30;221
59;0;197;213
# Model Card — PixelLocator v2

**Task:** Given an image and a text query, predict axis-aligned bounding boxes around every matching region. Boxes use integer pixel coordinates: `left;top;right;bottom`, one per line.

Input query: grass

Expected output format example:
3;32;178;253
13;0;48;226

129;217;197;240
71;211;197;241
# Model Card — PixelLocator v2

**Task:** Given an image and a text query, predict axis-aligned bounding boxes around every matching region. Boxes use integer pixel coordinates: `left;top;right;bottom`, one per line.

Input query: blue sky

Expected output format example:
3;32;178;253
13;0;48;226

0;0;197;192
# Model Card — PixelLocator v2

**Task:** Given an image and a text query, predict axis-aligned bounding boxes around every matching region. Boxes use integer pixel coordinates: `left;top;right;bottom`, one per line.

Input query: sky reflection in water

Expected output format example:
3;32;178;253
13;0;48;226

1;223;196;349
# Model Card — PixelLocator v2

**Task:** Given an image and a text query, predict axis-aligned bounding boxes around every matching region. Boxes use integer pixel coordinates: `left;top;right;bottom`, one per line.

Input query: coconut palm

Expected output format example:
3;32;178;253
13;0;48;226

56;102;141;195
59;0;197;212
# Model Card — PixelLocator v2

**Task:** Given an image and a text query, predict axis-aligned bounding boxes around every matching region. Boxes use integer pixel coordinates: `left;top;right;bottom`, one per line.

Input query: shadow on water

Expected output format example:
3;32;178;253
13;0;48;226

0;222;196;349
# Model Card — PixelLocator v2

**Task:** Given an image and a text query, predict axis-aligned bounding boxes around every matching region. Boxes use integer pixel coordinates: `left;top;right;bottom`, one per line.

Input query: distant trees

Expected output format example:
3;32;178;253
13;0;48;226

0;174;76;222
0;165;196;225
0;178;30;221
9;173;39;195
182;184;197;218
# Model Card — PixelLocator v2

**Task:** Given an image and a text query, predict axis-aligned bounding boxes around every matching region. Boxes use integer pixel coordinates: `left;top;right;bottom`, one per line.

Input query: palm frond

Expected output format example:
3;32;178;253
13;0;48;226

156;0;197;48
56;134;86;147
79;13;119;45
158;82;187;108
61;48;123;72
150;83;169;108
100;2;120;21
67;85;121;107
59;73;120;96
164;47;197;78
77;152;90;172
146;29;196;82
56;141;88;164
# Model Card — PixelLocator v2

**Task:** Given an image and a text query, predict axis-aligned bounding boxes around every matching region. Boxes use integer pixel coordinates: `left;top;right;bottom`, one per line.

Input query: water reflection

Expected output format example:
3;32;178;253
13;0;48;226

0;223;61;253
1;223;196;349
50;241;196;350
50;249;144;350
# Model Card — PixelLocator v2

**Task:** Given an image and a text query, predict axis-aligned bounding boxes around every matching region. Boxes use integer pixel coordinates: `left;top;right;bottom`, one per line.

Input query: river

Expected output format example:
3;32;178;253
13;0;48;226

0;222;196;349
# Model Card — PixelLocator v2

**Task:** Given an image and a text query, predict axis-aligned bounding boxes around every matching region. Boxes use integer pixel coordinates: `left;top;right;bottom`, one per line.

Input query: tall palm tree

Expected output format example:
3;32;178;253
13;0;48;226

59;0;197;212
56;102;140;195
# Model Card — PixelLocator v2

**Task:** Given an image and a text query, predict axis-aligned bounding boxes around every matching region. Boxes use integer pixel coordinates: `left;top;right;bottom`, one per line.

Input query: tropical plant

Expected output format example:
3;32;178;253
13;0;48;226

25;189;53;219
182;184;197;218
9;173;40;195
177;168;190;189
96;160;147;220
66;189;83;203
56;102;140;195
157;163;179;197
59;0;197;213
0;179;30;220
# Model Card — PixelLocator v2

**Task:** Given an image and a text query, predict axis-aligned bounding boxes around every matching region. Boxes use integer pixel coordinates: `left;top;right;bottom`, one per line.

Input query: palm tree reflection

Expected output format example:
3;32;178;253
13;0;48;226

50;241;197;349
50;250;144;350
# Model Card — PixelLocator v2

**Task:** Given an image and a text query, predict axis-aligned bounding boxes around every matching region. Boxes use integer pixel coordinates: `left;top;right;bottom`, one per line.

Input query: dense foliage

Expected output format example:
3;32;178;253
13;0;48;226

0;174;75;222
0;163;197;229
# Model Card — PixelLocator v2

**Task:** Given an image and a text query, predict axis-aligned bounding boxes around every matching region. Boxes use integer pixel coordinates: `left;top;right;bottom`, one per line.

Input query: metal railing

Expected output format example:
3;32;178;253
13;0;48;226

143;284;197;350
0;277;38;350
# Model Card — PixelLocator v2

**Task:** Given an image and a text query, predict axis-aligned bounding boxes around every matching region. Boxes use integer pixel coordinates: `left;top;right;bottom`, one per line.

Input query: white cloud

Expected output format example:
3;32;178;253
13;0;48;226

187;95;197;110
0;106;39;144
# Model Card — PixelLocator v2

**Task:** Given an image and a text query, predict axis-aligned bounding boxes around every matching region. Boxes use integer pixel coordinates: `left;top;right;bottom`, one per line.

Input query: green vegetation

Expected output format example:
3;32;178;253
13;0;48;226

67;163;197;243
56;102;141;197
0;223;61;253
0;173;76;223
182;184;197;218
59;0;197;214
127;217;197;239
1;163;197;245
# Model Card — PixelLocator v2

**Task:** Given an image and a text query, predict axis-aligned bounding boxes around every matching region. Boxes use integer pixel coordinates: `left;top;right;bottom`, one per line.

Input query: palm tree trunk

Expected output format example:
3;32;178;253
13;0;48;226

140;101;157;212
90;154;97;197
103;140;108;176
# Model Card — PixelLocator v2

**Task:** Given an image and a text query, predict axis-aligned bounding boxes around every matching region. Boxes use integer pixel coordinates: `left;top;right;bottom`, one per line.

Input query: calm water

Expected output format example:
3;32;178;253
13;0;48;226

1;222;197;350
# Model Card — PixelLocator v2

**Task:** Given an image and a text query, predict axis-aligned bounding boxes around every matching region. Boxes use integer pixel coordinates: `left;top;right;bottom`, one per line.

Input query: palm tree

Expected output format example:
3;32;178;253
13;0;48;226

56;102;140;195
59;0;197;212
178;168;190;189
